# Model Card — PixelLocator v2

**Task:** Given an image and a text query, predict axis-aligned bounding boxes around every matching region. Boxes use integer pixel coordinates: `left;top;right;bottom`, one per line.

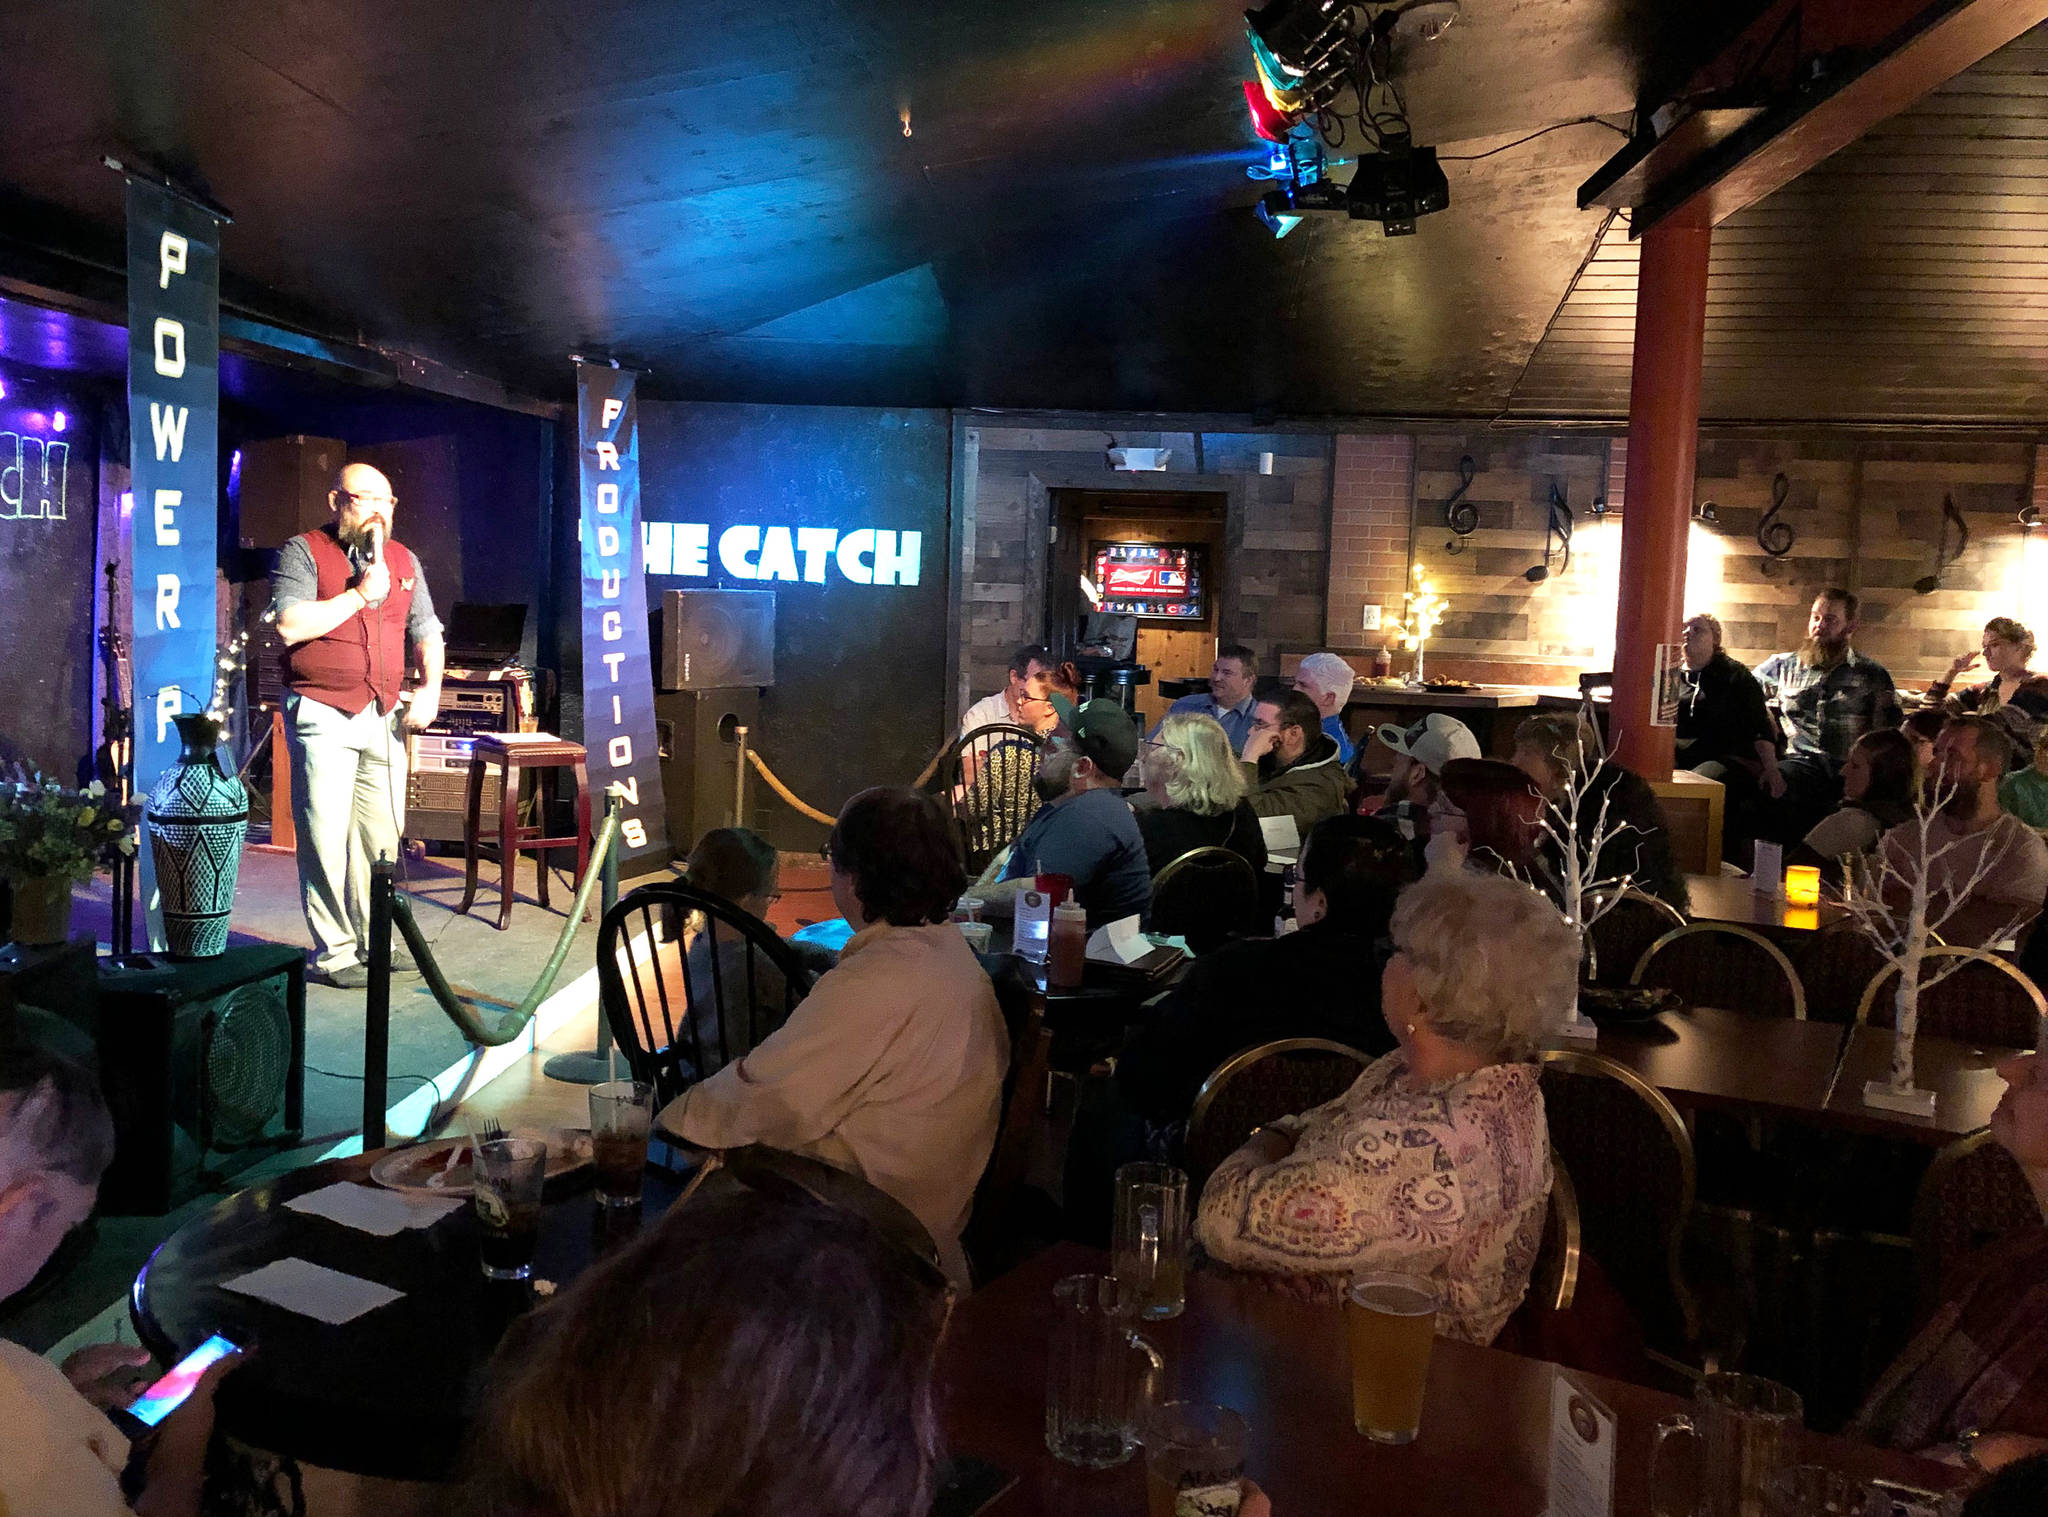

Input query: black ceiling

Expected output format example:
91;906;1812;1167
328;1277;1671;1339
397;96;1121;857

0;0;1853;418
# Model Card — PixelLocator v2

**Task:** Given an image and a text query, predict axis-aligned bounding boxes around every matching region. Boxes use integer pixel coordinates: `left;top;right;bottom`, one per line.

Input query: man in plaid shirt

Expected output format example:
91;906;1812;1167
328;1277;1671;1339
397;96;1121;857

1753;588;1901;842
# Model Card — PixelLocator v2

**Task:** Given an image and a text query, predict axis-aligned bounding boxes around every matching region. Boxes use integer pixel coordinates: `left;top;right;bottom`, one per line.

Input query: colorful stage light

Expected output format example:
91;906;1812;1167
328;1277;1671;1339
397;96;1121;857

51;410;66;432
1242;80;1296;144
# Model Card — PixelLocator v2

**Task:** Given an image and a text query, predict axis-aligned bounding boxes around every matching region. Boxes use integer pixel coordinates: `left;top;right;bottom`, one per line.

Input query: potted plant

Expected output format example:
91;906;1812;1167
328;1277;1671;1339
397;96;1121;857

0;779;139;945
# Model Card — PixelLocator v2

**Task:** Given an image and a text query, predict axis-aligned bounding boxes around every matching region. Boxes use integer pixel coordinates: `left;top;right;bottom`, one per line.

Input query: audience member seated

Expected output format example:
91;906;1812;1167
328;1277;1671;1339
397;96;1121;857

1132;711;1267;876
1511;712;1689;912
1427;757;1545;876
1193;868;1577;1344
2003;728;2048;831
1116;814;1410;1125
1676;613;1782;839
982;696;1151;928
660;787;1008;1286
1;1048;237;1517
1753;588;1902;843
1879;717;2048;950
1905;706;1946;775
1241;688;1350;837
1928;617;2048;765
1790;728;1920;876
1358;713;1482;843
673;827;811;1076
957;642;1058;738
1293;651;1359;765
1850;1049;2048;1479
1152;642;1260;755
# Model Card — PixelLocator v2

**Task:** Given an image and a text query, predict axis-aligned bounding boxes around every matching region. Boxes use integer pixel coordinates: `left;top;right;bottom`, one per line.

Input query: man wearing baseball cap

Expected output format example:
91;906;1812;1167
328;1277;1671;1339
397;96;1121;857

978;695;1152;928
1364;712;1482;841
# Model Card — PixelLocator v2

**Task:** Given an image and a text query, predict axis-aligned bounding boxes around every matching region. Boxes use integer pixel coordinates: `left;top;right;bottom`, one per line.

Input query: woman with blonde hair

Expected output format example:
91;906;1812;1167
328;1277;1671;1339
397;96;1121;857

1195;868;1577;1344
1134;710;1268;875
1929;617;2048;766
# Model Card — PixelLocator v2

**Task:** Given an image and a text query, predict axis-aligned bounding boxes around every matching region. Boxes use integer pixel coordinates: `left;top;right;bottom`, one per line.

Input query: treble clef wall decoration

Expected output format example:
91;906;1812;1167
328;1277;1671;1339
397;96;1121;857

1913;494;1971;595
1442;454;1478;555
1756;471;1795;559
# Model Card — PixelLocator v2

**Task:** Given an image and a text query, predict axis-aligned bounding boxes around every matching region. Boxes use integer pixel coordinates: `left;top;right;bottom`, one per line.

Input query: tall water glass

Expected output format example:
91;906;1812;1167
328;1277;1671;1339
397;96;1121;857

473;1137;546;1281
1144;1401;1248;1517
1112;1163;1188;1320
1044;1273;1164;1469
588;1080;654;1208
1650;1373;1804;1517
1344;1271;1440;1443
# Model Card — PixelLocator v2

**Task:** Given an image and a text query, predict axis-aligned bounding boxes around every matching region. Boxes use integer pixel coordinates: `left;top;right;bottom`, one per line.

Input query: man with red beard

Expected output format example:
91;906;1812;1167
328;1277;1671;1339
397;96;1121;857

1754;588;1900;844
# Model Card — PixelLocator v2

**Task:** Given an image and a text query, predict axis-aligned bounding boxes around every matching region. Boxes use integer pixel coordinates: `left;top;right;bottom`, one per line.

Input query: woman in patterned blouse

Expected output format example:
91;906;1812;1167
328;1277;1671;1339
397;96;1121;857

1194;867;1579;1344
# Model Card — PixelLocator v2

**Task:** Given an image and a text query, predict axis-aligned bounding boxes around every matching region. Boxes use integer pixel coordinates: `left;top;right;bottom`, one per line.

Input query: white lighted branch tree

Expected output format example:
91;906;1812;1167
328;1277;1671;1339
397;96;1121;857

1387;565;1449;685
1526;707;1645;1041
1839;776;2030;1113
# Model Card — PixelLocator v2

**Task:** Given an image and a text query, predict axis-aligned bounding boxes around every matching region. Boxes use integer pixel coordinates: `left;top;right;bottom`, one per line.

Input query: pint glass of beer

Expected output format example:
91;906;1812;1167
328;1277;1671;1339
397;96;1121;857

473;1137;547;1281
1343;1271;1440;1443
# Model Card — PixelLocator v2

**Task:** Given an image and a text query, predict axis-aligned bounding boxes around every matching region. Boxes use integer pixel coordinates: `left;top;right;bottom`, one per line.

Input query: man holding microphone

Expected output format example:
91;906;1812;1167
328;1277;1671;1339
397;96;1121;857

269;463;444;988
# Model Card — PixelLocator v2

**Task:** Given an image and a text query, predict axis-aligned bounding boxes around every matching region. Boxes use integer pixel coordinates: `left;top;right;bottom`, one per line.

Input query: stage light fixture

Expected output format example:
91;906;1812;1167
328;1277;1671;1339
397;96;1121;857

1242;80;1298;144
1256;190;1304;238
51;410;66;432
1245;0;1353;77
1345;139;1448;235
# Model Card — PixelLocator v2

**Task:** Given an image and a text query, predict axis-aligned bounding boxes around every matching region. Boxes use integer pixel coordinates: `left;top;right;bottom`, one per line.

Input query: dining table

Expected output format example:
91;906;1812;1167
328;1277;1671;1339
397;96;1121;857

1683;871;1846;934
937;1242;1959;1516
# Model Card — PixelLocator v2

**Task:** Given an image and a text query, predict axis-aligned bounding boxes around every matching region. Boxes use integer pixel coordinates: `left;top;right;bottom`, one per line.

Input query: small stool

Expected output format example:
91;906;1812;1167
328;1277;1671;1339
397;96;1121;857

458;735;592;931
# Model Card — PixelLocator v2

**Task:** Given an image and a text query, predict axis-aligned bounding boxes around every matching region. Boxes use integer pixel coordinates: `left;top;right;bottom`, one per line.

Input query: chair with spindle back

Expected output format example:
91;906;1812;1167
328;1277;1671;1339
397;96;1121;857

921;722;1044;877
1183;1038;1372;1199
1582;887;1685;986
1856;946;2045;1049
1150;846;1263;955
1912;1130;2039;1312
1631;922;1806;1019
597;882;816;1107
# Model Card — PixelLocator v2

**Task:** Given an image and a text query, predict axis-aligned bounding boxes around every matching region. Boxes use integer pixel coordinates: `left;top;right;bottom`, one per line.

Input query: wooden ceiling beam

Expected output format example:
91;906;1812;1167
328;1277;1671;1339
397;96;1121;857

1581;0;2048;233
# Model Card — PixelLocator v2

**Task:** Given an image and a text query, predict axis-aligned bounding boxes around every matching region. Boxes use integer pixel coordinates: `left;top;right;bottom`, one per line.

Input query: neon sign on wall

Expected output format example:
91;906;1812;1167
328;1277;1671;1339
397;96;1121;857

0;431;69;520
641;521;922;586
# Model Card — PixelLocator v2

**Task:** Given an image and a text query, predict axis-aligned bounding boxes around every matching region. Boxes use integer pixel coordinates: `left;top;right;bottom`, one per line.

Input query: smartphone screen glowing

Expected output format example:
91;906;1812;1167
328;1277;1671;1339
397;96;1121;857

125;1333;239;1427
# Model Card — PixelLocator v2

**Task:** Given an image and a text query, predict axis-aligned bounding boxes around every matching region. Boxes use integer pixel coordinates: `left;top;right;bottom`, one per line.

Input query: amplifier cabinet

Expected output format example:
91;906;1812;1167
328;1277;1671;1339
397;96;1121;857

404;673;532;843
656;687;761;852
657;589;775;690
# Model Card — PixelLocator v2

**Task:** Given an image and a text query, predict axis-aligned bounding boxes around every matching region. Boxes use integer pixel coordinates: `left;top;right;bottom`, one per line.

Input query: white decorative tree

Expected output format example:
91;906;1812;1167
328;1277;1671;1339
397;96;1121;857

1387;564;1449;686
1524;705;1647;1042
1837;776;2029;1113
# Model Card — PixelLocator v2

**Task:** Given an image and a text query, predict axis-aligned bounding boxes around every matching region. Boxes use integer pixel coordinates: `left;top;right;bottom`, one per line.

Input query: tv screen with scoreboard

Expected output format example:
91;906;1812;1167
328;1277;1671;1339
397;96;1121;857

1088;542;1207;622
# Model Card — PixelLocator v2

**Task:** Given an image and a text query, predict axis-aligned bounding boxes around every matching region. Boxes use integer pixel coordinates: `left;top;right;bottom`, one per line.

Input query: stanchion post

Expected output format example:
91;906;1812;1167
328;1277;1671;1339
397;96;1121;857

364;854;393;1150
543;789;623;1086
732;724;749;828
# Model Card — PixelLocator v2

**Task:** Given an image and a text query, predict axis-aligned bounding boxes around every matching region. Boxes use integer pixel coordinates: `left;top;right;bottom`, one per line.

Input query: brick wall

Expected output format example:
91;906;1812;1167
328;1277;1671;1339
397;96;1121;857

1325;434;1414;654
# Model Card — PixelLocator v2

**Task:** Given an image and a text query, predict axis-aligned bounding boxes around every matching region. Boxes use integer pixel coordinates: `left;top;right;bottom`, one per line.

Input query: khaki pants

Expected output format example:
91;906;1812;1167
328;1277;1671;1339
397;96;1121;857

285;692;406;974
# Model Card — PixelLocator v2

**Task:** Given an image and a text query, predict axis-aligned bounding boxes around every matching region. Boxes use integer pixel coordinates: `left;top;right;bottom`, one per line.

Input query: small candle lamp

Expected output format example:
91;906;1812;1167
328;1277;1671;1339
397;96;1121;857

1784;865;1822;907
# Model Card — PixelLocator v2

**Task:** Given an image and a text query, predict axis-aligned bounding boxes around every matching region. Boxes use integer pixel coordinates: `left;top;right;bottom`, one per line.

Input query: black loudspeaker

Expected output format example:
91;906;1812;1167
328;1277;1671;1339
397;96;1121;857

656;687;760;853
658;589;776;690
236;435;346;549
84;945;306;1215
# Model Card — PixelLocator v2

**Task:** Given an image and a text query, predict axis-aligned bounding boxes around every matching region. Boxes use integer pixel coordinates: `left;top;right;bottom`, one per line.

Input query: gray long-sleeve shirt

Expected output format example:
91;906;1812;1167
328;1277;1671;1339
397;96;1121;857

268;533;444;644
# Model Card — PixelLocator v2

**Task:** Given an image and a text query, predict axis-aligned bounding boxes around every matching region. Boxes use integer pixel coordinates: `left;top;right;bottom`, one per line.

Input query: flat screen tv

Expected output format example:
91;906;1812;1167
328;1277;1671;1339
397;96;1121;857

1088;542;1207;622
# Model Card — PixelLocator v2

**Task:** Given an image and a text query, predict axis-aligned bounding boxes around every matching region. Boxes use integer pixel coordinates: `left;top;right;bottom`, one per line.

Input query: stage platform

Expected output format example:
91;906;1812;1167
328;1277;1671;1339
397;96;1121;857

4;845;837;1354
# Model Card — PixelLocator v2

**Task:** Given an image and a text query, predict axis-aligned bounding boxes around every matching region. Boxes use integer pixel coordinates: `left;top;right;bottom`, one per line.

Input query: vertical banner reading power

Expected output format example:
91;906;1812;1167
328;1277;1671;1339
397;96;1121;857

126;178;224;947
576;362;669;869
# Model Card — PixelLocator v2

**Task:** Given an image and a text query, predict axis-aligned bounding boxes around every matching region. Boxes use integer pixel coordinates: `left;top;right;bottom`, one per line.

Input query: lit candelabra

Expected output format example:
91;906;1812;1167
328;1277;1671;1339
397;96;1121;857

1387;564;1450;686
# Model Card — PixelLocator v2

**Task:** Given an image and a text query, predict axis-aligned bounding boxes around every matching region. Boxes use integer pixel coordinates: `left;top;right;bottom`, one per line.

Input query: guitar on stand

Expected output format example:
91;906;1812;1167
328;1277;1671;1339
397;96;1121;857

95;560;137;954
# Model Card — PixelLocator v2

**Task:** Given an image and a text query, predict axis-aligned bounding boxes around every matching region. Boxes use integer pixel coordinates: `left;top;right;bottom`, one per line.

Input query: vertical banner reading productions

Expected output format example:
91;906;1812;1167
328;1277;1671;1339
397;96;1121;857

126;179;224;945
576;363;670;868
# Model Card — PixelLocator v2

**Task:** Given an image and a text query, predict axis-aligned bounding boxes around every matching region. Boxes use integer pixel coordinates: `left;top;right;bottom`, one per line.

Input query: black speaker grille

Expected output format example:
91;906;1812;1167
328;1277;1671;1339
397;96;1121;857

203;982;291;1146
660;589;775;689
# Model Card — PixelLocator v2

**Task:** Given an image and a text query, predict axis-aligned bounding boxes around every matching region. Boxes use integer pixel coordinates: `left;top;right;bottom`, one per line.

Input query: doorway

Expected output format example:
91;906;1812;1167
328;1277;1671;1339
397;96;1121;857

1047;489;1228;731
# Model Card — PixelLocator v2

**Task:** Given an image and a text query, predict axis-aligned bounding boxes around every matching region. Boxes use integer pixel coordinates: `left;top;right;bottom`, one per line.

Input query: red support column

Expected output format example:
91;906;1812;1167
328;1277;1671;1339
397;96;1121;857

1611;204;1711;777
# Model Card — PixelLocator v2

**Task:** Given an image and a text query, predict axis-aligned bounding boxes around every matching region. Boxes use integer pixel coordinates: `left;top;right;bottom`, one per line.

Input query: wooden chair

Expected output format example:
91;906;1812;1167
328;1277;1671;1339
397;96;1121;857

922;722;1044;877
1538;1048;1701;1374
596;882;815;1107
1582;887;1685;986
1150;845;1262;955
1795;923;1893;1026
1529;1147;1582;1314
1631;922;1806;1020
1911;1130;2038;1311
1183;1038;1371;1197
1855;947;2045;1049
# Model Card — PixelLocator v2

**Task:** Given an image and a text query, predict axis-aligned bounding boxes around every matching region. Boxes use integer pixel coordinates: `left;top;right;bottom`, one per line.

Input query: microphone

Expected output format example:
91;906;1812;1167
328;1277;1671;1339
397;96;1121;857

361;521;387;608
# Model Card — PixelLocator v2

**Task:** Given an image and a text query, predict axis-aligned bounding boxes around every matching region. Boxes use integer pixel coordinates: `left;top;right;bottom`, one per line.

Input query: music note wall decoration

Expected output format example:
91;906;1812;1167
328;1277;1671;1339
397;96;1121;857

1756;472;1795;559
1912;494;1970;595
1442;454;1478;554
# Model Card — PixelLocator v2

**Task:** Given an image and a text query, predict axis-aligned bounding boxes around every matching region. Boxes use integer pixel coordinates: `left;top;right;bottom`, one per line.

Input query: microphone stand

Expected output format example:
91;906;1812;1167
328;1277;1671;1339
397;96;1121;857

95;560;136;954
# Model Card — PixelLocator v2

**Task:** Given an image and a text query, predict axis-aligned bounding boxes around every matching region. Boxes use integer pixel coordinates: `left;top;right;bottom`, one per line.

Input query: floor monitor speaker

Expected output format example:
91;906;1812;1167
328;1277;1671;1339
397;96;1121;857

658;589;775;690
656;687;761;853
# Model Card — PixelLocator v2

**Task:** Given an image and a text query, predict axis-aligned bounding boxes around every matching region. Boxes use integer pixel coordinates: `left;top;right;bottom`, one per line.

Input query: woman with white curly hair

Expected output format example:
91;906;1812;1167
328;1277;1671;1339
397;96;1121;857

1194;867;1578;1344
1134;711;1268;876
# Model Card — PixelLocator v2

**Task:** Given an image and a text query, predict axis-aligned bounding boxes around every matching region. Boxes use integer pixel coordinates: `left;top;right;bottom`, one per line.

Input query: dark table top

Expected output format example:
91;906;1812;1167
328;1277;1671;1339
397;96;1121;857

938;1243;1957;1516
1823;1026;2010;1144
1683;873;1847;934
131;1150;678;1481
1585;1006;1849;1120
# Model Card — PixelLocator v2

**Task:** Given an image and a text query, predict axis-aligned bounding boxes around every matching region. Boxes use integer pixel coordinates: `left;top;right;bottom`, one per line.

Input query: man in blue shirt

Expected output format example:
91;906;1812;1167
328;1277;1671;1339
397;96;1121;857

980;697;1151;928
1293;650;1359;765
1150;643;1259;754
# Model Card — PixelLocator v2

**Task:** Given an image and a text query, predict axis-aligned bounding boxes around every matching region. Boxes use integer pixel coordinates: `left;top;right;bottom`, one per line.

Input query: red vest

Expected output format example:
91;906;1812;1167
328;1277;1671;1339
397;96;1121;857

282;527;418;716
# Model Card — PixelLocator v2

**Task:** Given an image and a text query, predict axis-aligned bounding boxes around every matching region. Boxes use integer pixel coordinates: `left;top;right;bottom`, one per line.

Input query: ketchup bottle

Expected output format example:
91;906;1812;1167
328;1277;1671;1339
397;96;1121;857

1047;900;1088;990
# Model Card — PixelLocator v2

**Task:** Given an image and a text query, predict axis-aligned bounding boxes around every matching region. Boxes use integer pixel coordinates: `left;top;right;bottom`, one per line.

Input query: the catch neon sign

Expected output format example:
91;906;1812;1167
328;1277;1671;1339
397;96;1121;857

641;521;922;586
0;432;69;520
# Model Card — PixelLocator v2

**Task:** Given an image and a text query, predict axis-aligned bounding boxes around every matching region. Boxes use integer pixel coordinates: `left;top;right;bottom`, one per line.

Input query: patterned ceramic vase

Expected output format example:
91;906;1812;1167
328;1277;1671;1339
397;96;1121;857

145;714;248;958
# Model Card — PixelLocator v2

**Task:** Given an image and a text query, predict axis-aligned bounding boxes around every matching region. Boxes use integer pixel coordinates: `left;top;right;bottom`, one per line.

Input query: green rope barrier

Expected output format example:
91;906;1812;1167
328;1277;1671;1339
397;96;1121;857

395;808;622;1047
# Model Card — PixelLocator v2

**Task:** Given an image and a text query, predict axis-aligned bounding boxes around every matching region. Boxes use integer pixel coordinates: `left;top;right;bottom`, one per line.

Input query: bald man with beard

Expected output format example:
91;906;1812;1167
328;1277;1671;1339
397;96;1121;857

269;462;446;987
